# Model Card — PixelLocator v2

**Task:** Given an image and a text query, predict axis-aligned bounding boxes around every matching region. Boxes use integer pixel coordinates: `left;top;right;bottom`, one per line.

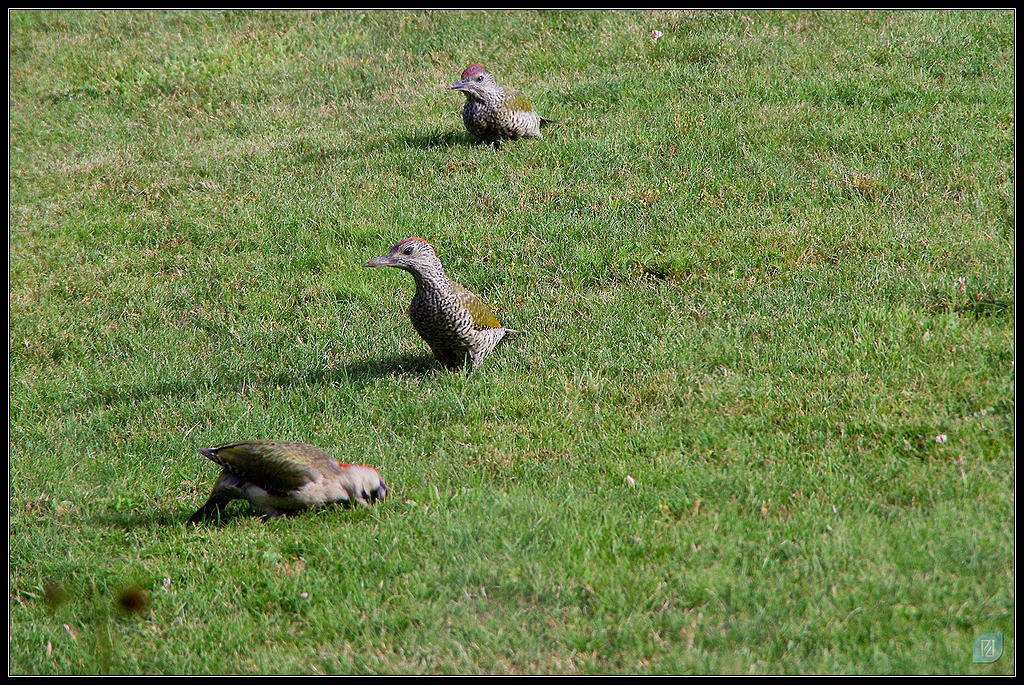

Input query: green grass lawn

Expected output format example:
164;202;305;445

8;9;1014;674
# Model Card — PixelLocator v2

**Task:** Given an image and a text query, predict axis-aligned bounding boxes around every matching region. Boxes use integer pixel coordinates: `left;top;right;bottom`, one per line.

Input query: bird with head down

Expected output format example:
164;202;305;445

189;441;386;522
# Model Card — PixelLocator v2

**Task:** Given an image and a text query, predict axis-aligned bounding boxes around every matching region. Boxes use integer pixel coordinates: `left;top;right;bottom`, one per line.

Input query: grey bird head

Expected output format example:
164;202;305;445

448;63;500;101
339;464;387;504
364;237;443;276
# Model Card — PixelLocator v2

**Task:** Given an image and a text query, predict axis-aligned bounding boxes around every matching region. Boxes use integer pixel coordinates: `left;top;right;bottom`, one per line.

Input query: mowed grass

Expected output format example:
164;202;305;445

8;9;1014;674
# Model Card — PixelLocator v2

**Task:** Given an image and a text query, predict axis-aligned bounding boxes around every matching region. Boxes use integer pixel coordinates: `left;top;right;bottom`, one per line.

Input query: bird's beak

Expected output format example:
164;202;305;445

363;254;394;268
448;80;465;91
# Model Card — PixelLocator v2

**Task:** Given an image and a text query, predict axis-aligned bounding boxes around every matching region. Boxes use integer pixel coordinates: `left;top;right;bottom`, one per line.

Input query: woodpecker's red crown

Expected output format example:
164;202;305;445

393;236;433;251
460;64;489;80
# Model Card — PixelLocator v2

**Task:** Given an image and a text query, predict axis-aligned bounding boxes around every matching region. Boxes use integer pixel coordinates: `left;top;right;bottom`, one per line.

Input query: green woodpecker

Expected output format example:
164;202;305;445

364;237;524;370
448;63;555;147
190;441;386;522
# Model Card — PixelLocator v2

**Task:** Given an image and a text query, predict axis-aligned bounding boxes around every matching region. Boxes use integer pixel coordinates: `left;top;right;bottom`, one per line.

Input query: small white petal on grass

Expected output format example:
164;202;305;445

625;475;636;487
935;434;948;444
651;30;663;40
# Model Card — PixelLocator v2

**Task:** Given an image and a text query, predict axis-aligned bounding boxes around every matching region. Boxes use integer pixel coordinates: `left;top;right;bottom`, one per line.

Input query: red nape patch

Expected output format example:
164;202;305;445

393;236;432;251
337;463;377;472
460;63;487;80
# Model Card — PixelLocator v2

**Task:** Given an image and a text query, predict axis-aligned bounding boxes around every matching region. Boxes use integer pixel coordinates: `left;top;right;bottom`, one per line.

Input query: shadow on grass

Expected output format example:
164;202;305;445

241;352;442;390
290;130;477;168
263;352;445;388
400;130;475;150
338;351;442;380
90;503;276;530
91;501;382;530
89;507;192;530
63;353;444;414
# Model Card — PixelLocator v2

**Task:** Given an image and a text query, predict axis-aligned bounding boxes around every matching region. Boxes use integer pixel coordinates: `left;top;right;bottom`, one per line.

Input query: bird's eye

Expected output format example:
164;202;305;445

403;246;414;255
476;75;484;82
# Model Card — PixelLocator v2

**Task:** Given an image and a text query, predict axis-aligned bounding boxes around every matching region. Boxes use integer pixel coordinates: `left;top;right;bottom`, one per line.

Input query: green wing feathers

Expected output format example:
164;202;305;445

202;441;336;493
505;90;535;114
507;89;556;125
452;282;503;329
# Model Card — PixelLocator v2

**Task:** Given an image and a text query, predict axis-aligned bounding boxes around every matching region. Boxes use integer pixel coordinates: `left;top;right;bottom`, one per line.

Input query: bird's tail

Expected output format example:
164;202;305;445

197;445;232;471
539;117;559;127
198;446;220;462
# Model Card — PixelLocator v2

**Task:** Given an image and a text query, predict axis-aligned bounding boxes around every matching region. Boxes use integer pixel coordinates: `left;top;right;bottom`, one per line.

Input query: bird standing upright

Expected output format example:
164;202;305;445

189;441;386;522
448;63;554;147
364;237;524;370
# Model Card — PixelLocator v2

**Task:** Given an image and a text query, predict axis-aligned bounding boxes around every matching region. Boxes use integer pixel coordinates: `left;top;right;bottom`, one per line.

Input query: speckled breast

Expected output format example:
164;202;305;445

409;291;475;351
462;100;499;140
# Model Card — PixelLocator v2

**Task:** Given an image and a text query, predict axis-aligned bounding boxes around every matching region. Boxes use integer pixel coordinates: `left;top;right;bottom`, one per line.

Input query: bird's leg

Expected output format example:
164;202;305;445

259;505;285;520
189;492;233;524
